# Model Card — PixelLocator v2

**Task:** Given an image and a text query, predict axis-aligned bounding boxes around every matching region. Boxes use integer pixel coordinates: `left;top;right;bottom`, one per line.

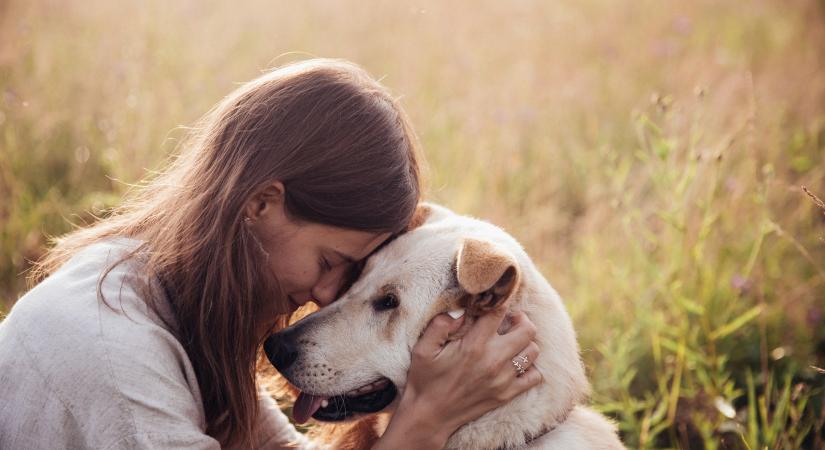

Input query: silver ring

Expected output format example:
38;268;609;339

512;355;529;376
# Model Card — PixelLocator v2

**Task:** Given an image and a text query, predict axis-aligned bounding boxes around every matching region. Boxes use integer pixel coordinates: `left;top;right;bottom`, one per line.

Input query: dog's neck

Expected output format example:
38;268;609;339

492;400;576;450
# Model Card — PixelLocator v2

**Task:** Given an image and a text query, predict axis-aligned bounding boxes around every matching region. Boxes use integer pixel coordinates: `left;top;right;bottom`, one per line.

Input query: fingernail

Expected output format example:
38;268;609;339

447;309;465;319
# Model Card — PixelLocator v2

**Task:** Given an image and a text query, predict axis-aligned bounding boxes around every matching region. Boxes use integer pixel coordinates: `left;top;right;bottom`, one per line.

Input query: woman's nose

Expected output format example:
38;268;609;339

311;270;346;307
310;285;336;306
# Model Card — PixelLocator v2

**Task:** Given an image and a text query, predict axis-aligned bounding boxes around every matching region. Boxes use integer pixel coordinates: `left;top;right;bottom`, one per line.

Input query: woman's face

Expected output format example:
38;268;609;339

246;182;392;316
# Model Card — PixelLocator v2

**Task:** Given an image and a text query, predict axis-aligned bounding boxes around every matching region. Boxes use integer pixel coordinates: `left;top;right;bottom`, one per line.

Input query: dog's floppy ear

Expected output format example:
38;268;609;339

406;202;453;231
406;203;433;231
456;238;520;315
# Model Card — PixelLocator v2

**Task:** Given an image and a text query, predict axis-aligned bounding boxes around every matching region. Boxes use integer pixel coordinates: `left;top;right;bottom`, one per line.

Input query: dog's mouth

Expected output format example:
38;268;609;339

292;378;397;423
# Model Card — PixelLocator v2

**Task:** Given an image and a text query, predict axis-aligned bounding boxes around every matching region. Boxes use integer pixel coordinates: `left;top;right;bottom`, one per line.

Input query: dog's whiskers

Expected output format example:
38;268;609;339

337;394;348;419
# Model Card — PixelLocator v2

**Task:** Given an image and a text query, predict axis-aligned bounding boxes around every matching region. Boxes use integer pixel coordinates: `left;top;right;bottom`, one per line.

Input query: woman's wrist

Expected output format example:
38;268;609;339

373;388;454;450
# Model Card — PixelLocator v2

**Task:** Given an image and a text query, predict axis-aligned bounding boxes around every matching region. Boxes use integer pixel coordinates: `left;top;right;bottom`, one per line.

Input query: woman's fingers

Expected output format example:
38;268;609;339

485;341;542;405
504;362;543;397
496;310;538;356
479;311;541;404
510;341;540;377
414;313;465;359
464;301;510;341
507;307;530;327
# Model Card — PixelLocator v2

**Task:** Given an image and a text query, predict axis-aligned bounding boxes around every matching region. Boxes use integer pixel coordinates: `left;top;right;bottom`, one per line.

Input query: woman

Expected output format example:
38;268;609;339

0;59;540;449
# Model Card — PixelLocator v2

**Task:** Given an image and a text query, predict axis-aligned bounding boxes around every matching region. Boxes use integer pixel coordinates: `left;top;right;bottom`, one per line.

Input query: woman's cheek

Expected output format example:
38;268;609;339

290;263;320;294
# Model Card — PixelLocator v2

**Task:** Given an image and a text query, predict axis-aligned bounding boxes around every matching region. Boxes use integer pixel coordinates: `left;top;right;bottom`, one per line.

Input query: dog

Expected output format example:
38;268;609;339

265;203;625;449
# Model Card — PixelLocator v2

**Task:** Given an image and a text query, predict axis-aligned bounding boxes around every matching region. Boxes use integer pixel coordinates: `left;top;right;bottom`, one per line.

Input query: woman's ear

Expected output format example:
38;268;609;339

455;238;521;316
244;181;286;222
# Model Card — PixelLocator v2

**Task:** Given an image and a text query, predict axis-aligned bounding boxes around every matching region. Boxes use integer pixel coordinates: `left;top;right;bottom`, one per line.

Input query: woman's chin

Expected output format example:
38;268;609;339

287;295;301;313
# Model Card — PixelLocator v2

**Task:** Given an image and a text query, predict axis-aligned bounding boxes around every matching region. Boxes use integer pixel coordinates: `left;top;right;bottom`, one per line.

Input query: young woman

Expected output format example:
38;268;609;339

0;59;541;449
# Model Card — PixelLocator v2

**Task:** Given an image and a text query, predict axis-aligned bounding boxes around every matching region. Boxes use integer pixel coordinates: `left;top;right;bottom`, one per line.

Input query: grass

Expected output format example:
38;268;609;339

2;0;824;447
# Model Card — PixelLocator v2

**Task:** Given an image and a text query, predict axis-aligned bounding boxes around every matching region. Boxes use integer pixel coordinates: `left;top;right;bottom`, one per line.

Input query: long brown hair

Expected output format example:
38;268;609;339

32;59;423;447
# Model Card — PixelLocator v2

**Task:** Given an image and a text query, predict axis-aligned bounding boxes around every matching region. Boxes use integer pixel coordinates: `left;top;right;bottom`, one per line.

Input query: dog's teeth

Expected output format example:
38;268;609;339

344;379;390;397
320;399;329;408
447;309;465;319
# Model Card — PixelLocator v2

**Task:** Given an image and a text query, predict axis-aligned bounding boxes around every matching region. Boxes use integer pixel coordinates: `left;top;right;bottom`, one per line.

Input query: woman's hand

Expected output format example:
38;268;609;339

373;305;541;450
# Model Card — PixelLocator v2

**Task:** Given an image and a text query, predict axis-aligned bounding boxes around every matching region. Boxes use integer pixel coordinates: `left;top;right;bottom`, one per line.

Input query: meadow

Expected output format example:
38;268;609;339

1;0;824;448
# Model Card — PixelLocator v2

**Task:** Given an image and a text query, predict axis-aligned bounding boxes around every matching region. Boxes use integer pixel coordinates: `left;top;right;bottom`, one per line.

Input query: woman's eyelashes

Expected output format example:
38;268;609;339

319;256;332;272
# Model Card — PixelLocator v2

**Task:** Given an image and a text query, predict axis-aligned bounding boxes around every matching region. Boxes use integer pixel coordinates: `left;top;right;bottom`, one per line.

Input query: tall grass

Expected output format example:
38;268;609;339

1;0;823;447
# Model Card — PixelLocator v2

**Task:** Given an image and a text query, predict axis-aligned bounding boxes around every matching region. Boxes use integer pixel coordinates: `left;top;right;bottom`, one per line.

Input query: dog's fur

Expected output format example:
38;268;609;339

270;203;625;449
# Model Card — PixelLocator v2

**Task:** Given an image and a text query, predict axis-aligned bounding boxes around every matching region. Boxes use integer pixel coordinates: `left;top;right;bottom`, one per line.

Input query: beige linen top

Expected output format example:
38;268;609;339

0;238;318;449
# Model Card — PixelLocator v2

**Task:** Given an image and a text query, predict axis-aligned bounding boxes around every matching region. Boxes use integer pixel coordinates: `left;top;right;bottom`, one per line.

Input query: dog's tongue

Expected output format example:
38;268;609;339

293;392;326;424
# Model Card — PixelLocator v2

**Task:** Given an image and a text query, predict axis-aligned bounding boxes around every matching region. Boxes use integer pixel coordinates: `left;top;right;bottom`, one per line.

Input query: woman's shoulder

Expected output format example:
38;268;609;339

2;236;192;389
4;237;157;337
0;238;214;448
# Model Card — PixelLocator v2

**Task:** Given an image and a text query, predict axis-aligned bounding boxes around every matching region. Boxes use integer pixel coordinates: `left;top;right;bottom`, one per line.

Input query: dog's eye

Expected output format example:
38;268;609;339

372;293;399;312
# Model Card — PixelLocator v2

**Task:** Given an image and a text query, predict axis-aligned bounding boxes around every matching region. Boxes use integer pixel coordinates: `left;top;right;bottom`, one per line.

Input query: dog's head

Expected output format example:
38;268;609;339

264;203;581;426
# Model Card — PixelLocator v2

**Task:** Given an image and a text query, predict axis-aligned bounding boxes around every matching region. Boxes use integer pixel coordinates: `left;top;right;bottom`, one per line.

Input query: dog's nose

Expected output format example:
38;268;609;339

264;332;300;371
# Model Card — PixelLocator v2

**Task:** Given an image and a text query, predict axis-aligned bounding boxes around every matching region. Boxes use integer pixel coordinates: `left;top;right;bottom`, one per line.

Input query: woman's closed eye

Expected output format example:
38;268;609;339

319;256;332;272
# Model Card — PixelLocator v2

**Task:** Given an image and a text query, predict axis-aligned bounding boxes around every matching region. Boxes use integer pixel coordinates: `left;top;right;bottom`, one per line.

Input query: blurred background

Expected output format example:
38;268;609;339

1;0;824;447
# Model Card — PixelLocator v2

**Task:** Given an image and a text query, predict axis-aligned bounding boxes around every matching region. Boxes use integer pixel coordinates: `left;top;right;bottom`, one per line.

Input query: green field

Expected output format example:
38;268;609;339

1;0;824;447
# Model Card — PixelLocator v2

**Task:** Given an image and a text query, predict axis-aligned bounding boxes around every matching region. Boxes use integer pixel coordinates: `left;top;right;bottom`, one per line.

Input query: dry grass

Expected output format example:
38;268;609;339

2;0;824;447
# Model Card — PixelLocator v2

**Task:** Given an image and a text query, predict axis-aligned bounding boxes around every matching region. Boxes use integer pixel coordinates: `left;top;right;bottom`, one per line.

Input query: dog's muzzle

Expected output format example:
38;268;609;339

264;326;398;423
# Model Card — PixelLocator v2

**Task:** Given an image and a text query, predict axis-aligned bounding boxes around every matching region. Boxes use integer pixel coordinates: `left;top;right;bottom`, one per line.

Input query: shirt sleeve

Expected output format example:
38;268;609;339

103;432;221;450
101;389;324;450
239;388;328;450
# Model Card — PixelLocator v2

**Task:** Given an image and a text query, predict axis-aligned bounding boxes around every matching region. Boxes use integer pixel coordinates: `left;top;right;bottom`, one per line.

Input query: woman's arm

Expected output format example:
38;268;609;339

373;305;541;449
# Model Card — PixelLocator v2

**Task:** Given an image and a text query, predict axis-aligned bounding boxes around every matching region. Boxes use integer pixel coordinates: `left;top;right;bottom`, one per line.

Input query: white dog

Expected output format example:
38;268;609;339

266;203;625;449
